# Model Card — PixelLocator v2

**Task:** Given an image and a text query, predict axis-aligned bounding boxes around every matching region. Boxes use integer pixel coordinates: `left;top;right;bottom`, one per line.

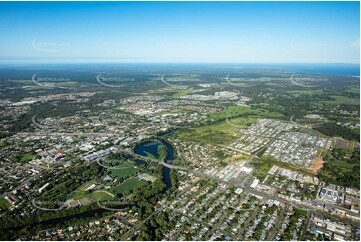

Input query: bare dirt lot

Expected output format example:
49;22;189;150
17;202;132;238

308;157;324;174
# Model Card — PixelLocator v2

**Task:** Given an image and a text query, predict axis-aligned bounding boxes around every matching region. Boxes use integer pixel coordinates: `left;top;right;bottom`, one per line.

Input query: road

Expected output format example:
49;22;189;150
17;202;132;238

122;148;189;171
18;132;117;138
301;211;313;240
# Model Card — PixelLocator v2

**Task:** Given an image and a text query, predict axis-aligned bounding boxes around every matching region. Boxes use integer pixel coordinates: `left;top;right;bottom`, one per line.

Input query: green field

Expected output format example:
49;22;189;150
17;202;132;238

68;182;95;200
70;190;87;200
172;87;195;98
77;182;95;191
252;156;316;177
112;105;128;111
0;141;7;147
89;190;114;201
346;86;360;94
287;89;324;95
320;95;359;105
294;208;308;217
0;198;10;209
111;177;148;194
209;105;284;122
110;162;139;180
19;152;36;163
251;161;273;181
174;106;283;145
174;121;241;145
226;116;259;127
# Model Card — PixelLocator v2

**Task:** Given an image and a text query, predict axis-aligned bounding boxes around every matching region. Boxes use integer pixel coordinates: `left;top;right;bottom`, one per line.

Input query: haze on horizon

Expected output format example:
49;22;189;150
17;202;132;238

0;1;359;64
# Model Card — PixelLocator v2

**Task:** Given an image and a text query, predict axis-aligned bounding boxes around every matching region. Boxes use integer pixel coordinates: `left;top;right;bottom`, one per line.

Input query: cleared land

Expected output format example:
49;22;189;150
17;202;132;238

308;157;324;174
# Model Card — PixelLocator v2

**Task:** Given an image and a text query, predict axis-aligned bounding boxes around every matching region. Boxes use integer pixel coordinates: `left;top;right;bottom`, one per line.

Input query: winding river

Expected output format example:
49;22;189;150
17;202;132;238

134;138;174;191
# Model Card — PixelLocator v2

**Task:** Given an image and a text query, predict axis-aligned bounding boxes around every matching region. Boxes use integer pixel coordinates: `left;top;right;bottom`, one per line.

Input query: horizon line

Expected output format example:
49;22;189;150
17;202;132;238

0;59;359;65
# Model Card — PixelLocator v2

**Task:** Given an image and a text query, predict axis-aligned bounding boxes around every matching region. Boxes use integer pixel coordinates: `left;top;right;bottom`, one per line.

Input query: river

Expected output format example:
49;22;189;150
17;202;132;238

134;138;174;191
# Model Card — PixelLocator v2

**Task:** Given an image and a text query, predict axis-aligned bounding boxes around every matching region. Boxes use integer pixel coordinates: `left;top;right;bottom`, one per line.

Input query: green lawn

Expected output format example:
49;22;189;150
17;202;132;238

89;190;114;201
77;182;95;191
111;177;148;194
19;152;36;163
294;208;308;217
70;190;87;200
110;162;139;180
68;182;95;200
0;198;10;209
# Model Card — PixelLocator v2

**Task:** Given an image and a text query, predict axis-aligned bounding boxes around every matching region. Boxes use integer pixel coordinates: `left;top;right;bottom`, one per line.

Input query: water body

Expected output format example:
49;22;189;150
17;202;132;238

134;138;174;191
216;63;360;77
281;64;360;77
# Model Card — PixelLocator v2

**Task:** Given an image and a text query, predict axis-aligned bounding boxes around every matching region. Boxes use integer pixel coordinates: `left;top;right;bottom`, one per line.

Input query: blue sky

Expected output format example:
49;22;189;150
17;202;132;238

0;1;359;63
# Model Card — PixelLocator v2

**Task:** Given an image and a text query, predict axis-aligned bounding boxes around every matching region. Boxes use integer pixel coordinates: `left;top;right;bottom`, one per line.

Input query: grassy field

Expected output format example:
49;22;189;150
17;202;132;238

174;121;242;145
251;161;273;181
287;89;324;95
347;86;360;94
0;198;10;209
0;141;7;147
320;95;359;105
154;111;172;116
68;182;95;200
110;162;139;180
77;182;95;191
89;190;114;201
252;156;316;177
70;190;87;200
19;152;36;163
111;177;148;194
226;116;259;127
209;105;284;122
112;105;128;111
294;208;308;217
172;87;195;98
174;106;283;145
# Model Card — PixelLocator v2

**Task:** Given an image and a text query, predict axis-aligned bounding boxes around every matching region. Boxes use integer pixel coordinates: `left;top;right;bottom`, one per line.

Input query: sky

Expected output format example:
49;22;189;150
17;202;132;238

0;1;359;64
